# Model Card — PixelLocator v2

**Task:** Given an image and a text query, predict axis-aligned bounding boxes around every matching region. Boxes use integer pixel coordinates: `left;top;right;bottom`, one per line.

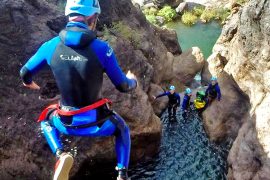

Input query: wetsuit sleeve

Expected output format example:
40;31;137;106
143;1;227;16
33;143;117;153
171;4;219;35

20;38;59;85
182;96;188;110
156;92;169;99
98;42;137;92
216;85;221;101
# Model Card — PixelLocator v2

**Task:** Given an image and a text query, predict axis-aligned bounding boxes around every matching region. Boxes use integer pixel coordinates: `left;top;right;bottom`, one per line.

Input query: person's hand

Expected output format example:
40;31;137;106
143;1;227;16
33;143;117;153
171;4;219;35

184;110;187;113
23;81;40;90
126;70;137;81
152;95;157;100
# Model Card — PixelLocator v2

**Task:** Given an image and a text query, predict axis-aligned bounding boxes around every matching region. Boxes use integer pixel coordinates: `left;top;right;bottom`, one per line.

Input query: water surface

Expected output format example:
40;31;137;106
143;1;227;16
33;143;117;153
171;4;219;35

166;21;222;58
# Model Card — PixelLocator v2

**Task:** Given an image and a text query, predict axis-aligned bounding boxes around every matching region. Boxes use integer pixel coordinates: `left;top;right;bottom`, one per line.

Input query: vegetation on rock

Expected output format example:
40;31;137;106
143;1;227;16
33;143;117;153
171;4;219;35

143;5;177;25
103;21;141;48
181;11;198;26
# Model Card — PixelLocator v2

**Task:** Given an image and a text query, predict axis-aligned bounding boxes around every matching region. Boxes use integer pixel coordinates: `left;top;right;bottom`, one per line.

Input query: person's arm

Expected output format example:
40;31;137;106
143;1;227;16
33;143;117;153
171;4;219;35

155;92;169;99
97;42;137;92
216;85;221;101
20;44;48;89
20;38;59;89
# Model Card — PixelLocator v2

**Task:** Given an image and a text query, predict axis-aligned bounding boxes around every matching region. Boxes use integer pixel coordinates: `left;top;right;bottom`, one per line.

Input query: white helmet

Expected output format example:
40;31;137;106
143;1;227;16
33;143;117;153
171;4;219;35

65;0;101;17
169;85;175;90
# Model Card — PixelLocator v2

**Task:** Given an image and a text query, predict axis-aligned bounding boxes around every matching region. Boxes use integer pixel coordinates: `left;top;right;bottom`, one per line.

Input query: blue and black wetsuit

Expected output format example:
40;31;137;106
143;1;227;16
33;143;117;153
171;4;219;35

181;94;191;118
182;94;191;111
205;83;221;101
156;92;180;117
20;22;137;170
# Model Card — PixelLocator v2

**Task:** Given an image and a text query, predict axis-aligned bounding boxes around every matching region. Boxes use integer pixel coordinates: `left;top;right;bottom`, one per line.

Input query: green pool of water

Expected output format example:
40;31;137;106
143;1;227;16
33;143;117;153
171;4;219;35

166;21;222;58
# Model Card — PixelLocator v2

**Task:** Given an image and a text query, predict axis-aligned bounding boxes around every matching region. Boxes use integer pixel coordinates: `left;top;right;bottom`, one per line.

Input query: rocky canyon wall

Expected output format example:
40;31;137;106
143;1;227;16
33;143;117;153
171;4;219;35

203;0;270;178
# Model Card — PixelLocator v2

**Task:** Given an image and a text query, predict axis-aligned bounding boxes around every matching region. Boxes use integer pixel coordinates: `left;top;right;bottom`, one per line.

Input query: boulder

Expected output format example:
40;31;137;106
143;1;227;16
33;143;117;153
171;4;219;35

176;2;188;14
202;72;250;143
172;47;205;86
154;26;182;55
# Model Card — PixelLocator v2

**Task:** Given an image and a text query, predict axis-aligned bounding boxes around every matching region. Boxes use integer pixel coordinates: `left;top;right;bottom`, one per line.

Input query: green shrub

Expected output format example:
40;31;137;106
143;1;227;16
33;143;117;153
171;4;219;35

215;8;231;22
157;5;177;22
149;7;158;15
200;9;217;22
181;11;198;26
193;6;205;16
143;7;158;16
146;15;158;25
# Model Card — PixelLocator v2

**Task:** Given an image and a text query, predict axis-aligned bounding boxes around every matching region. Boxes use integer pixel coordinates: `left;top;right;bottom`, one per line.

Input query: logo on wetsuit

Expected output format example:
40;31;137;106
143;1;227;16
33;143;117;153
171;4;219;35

60;55;88;62
106;46;113;57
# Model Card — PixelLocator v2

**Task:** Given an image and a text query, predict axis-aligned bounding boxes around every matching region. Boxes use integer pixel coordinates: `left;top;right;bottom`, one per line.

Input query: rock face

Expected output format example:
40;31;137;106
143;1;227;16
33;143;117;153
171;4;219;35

203;0;270;178
0;0;204;179
176;2;188;14
172;47;205;86
154;26;182;55
185;0;231;8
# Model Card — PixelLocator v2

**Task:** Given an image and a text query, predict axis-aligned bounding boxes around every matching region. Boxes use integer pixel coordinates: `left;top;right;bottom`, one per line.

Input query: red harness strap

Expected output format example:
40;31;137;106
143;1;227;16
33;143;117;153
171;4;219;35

37;98;112;122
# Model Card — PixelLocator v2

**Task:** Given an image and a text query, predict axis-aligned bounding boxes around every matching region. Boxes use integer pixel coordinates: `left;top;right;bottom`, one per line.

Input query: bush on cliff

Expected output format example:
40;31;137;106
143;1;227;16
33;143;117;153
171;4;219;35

200;9;217;22
143;7;158;16
193;6;205;16
157;5;177;22
146;15;158;25
181;11;197;26
215;8;231;22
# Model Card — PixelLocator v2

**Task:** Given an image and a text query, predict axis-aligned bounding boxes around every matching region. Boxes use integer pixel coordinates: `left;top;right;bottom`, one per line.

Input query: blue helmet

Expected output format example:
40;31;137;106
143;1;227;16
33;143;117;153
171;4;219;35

211;76;217;81
185;88;192;94
169;85;175;90
65;0;101;17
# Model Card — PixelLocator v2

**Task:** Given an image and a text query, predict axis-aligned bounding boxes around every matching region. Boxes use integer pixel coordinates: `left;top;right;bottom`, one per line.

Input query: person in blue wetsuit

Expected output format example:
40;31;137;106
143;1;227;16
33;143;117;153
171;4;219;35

181;88;192;119
153;85;180;119
19;1;137;180
205;76;221;106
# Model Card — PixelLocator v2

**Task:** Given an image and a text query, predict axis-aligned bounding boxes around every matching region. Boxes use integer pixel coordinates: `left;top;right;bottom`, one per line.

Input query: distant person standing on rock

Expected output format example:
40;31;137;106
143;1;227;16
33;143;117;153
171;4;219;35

181;88;192;119
205;76;221;105
153;85;181;119
19;0;137;180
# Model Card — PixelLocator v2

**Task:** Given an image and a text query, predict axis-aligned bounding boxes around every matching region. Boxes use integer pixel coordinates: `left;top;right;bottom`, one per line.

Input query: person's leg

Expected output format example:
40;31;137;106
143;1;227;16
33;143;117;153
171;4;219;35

41;120;63;155
57;112;131;180
41;120;74;180
168;104;172;118
109;114;131;180
173;105;177;117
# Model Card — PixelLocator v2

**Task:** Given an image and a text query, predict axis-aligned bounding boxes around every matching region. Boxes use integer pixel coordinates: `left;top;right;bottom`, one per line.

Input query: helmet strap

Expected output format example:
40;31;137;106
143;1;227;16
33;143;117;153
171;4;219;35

84;14;98;31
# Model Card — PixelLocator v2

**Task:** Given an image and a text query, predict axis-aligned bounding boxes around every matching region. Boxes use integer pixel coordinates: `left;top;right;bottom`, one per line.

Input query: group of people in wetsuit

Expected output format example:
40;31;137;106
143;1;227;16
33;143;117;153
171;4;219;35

19;0;222;180
153;76;222;120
